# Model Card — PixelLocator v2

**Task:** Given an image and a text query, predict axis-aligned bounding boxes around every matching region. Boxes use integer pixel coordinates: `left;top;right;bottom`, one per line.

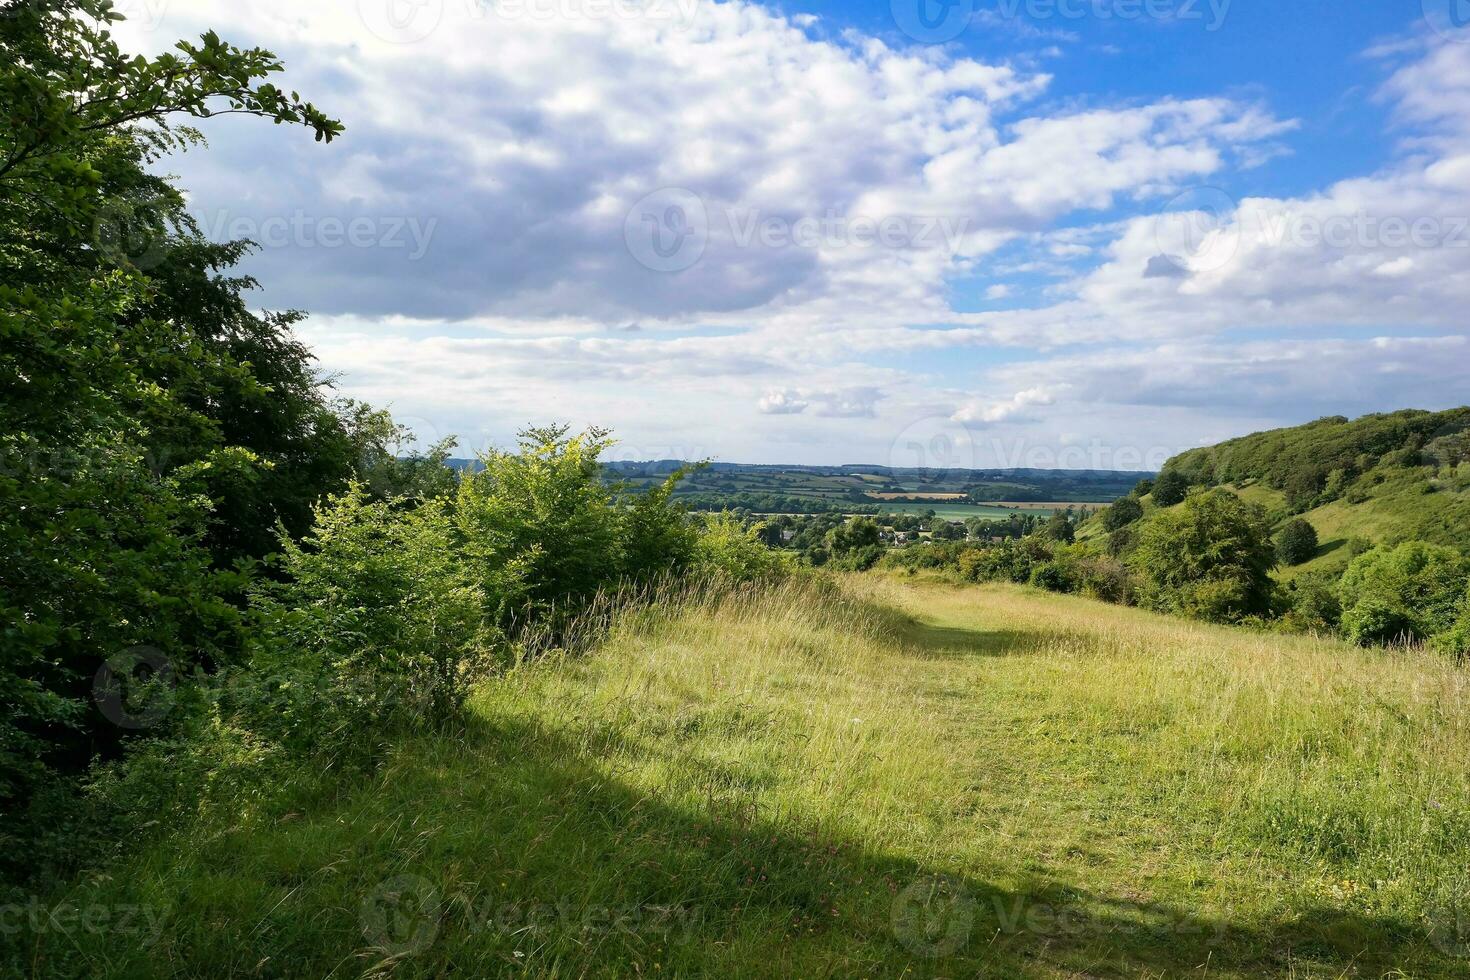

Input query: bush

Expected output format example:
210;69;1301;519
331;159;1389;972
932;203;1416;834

1151;471;1190;507
251;486;502;729
1073;556;1135;605
1107;525;1139;557
828;517;882;555
1437;597;1470;657
692;513;793;582
1277;572;1342;635
1130;489;1275;622
456;425;624;619
620;468;701;583
1103;496;1144;531
1029;562;1072;593
1043;512;1075;543
1337;542;1469;647
1276;519;1319;566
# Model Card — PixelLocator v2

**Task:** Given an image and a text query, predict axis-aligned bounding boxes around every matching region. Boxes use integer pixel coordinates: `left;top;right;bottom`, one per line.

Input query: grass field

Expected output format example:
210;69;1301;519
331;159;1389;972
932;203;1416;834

12;576;1470;978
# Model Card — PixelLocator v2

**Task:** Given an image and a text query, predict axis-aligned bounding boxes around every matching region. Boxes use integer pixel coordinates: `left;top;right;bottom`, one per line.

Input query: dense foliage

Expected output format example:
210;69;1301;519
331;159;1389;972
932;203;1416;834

1129;490;1276;622
0;2;783;880
1;0;353;859
1336;543;1469;647
1276;518;1319;566
1166;408;1470;510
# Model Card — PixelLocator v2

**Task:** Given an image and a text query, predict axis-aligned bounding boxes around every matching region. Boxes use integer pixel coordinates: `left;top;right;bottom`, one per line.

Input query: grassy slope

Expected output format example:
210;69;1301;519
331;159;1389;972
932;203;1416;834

16;578;1470;978
1207;468;1470;581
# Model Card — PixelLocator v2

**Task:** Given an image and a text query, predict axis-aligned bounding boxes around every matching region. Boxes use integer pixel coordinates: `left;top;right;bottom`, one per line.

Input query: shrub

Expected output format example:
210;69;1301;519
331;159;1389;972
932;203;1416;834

456;426;624;620
1277;572;1342;635
1103;496;1144;531
251;486;503;729
1107;524;1139;557
1029;561;1072;593
1276;519;1319;566
1130;489;1275;622
1073;556;1135;605
1151;471;1190;507
692;513;792;582
1132;478;1155;497
1436;595;1470;657
828;517;882;555
1044;512;1076;543
620;469;701;583
1337;542;1469;646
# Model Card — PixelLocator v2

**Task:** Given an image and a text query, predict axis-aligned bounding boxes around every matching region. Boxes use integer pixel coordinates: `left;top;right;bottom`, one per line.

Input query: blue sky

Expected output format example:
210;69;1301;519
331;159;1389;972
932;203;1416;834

113;0;1470;467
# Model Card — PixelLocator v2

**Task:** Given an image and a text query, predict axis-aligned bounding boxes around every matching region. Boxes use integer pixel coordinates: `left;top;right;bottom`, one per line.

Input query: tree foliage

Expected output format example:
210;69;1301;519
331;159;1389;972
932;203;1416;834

1103;495;1144;531
1276;518;1319;566
1336;543;1469;647
1151;470;1190;507
1;0;351;851
1130;490;1276;622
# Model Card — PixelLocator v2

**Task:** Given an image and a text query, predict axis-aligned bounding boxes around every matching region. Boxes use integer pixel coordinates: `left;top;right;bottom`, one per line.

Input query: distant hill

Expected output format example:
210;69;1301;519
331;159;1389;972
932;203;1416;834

448;459;1151;511
1158;408;1470;575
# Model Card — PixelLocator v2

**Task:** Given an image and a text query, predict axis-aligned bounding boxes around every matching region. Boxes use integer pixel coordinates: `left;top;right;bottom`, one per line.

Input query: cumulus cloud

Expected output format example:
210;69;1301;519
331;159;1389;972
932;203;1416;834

758;389;809;415
104;6;1470;463
953;386;1063;426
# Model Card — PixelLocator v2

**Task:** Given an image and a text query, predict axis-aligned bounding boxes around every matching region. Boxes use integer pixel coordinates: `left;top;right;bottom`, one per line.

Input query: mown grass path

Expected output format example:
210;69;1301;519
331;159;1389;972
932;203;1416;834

13;576;1470;978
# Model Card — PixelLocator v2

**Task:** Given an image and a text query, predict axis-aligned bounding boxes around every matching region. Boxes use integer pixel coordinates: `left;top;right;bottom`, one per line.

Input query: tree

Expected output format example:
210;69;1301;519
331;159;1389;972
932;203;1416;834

1130;490;1276;622
1151;470;1190;507
1336;542;1469;647
1132;478;1155;497
1044;511;1075;543
1;0;342;846
931;519;965;541
1276;518;1319;566
828;517;882;555
1103;496;1144;531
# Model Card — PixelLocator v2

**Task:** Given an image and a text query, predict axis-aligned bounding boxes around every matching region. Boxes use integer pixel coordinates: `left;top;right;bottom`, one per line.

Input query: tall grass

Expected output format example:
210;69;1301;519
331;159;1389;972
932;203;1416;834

6;574;1468;978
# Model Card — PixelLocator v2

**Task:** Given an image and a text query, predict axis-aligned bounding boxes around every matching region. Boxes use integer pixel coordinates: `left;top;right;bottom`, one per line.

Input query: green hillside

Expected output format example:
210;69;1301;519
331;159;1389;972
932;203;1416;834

12;577;1469;978
1159;409;1470;574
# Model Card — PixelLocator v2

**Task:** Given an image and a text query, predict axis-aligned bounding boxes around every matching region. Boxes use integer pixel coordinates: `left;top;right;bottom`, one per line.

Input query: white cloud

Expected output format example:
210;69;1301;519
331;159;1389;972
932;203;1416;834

758;389;809;414
953;385;1063;426
105;6;1470;463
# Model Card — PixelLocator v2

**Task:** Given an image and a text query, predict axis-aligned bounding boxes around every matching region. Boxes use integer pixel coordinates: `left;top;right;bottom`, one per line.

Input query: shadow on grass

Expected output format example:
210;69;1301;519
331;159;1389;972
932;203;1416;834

898;618;1088;662
16;704;1457;980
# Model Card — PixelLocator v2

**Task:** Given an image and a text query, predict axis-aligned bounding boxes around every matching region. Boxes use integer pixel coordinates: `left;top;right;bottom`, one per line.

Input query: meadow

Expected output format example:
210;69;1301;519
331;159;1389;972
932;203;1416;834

14;575;1468;978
